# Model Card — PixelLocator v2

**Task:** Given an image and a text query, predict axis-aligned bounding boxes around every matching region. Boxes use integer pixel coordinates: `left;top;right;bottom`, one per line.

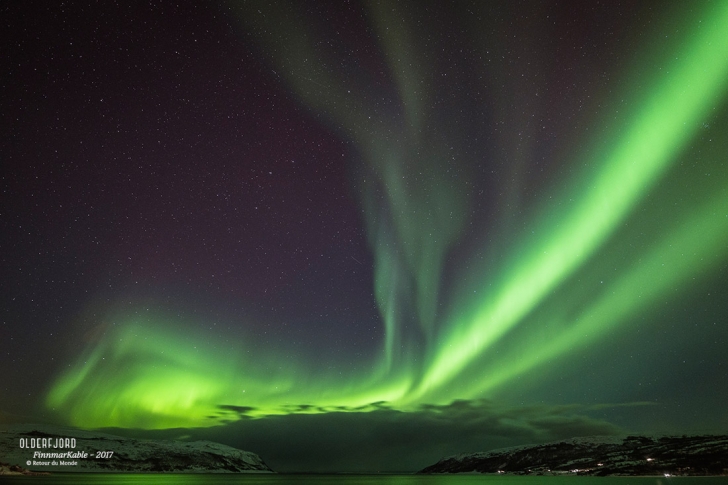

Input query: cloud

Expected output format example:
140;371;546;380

215;405;257;418
110;399;628;472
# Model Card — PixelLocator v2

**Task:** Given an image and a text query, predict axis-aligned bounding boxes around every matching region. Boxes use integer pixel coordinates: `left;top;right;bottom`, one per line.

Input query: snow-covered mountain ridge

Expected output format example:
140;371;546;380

0;424;272;473
420;435;728;476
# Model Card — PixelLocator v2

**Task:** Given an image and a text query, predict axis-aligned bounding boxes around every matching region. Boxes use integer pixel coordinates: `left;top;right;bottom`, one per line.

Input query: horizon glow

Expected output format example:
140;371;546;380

47;1;728;429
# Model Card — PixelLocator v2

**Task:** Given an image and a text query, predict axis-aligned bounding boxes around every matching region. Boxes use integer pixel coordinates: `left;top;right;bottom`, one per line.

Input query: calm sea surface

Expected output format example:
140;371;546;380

0;475;723;485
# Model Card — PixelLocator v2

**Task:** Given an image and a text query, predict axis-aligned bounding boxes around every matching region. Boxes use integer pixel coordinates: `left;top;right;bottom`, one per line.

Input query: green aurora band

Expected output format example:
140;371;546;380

47;2;728;429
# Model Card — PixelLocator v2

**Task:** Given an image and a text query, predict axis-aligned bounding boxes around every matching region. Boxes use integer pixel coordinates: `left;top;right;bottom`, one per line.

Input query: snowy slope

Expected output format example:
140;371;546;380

0;424;272;473
420;435;728;476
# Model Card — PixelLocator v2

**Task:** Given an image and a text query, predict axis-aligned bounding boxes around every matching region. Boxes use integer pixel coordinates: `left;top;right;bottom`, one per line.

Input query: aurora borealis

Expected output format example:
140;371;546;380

2;0;728;473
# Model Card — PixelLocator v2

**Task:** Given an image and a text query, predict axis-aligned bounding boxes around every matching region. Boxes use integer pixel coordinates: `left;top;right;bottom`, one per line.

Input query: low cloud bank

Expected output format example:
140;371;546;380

110;399;634;472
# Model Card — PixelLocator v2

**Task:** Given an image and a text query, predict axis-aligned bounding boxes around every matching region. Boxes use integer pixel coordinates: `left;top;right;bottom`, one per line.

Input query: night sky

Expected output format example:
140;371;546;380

2;0;728;473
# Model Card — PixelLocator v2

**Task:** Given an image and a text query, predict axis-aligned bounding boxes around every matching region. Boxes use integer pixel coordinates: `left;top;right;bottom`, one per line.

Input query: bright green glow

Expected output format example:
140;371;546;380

416;1;728;400
459;189;728;396
47;2;728;428
48;317;414;428
48;323;259;428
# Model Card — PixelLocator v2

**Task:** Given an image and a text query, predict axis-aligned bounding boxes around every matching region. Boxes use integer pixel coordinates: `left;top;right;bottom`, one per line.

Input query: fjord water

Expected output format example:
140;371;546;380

0;475;723;485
